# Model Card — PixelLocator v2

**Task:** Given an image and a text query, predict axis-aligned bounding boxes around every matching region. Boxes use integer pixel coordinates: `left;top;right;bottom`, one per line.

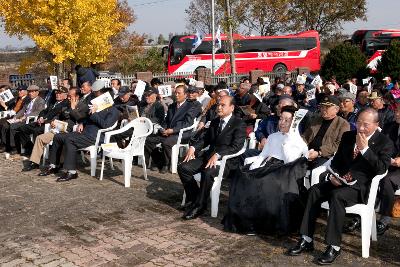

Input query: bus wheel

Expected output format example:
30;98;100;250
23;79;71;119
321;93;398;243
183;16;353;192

272;63;287;73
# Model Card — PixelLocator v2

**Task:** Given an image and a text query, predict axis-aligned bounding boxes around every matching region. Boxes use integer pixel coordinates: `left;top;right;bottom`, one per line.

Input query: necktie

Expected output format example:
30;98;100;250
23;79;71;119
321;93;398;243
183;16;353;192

217;120;224;135
24;100;34;116
342;146;361;183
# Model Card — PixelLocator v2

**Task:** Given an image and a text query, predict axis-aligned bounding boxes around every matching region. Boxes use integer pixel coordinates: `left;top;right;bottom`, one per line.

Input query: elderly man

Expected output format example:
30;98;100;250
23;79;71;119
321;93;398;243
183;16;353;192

111;78;122;98
338;91;358;131
234;82;251;106
355;89;369;111
368;90;394;128
303;95;350;169
1;85;45;155
288;108;393;265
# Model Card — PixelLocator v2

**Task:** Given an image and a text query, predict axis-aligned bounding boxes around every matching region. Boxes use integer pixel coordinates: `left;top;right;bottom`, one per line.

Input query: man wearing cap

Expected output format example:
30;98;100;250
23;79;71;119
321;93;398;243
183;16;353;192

195;81;211;111
293;79;307;108
1;85;45;154
338;92;358;131
264;83;284;114
114;86;139;110
186;86;203;118
369;90;394;128
15;86;69;158
303;95;350;169
383;77;393;91
68;80;96;123
234;82;251;106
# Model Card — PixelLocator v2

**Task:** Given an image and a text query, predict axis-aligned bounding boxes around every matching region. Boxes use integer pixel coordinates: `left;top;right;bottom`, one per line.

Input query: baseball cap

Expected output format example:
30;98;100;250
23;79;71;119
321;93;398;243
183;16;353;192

339;91;356;101
383;77;391;81
118;86;131;96
27;85;40;91
187;86;199;93
55;86;68;94
91;80;106;92
144;87;158;96
320;95;340;106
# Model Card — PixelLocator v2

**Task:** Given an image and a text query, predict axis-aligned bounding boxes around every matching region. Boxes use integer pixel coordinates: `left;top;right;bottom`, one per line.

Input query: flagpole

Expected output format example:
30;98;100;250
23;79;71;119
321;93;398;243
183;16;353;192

225;0;236;74
211;0;215;75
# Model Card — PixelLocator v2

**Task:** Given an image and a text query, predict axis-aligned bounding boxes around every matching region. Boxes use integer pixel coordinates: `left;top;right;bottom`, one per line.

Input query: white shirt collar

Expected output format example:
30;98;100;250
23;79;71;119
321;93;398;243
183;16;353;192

221;113;232;125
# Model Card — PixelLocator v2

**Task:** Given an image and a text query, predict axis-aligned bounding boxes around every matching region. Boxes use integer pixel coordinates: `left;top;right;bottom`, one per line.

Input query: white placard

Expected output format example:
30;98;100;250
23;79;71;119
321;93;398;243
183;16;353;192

362;77;372;85
50;76;58;90
367;82;372;94
99;78;111;88
134;80;146;99
349;83;358;95
306;88;316;100
188;78;197;86
0;89;14;102
158;85;172;97
90;92;114;112
290;108;308;133
296;74;307;85
258;84;270;95
311;75;323;87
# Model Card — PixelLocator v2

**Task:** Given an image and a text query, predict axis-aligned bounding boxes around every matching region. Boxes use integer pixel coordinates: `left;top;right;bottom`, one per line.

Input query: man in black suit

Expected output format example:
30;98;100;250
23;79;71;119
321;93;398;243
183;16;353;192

288;108;393;265
178;95;246;220
39;86;119;182
377;104;400;235
144;84;198;173
15;86;69;156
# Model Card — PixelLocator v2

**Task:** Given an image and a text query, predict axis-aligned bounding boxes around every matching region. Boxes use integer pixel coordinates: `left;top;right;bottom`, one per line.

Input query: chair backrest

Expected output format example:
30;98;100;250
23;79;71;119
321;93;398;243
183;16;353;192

366;171;388;209
131;117;153;138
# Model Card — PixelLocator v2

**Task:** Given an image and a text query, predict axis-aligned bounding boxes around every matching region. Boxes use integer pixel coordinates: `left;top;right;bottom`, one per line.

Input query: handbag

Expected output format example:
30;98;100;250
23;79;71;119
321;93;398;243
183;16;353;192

392;196;400;218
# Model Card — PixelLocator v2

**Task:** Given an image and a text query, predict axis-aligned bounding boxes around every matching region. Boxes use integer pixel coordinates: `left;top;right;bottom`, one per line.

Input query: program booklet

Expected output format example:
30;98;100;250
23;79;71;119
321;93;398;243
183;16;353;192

0;89;14;102
90;92;114;112
50;120;68;134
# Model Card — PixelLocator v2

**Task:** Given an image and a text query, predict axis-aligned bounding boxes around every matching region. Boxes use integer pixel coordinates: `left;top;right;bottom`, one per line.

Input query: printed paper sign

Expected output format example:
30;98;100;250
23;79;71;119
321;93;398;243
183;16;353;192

349;83;358;95
50;120;68;134
50;76;58;90
311;75;323;87
0;89;14;102
90;92;114;112
158;85;172;97
290;109;308;133
306;88;316;100
296;74;307;85
362;77;372;85
134;80;146;99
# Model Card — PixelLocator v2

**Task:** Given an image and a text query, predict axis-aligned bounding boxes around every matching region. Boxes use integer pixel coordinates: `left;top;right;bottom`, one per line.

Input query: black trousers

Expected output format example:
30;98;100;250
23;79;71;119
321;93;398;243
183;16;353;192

178;155;226;208
300;180;359;246
379;169;400;216
49;132;95;170
110;128;133;148
144;134;189;168
15;122;45;153
2;121;26;152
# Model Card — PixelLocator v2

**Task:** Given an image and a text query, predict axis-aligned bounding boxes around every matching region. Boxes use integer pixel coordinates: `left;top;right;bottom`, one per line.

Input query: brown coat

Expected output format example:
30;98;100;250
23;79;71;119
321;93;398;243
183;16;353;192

302;115;350;158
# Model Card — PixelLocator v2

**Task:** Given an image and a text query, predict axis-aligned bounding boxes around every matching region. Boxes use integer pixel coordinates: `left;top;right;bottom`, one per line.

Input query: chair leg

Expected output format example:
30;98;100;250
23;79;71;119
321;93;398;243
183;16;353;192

89;150;97;177
81;151;86;163
360;214;372;258
171;145;178;174
99;155;106;181
141;155;148;181
123;159;132;188
210;180;222;218
109;158;114;170
371;211;377;241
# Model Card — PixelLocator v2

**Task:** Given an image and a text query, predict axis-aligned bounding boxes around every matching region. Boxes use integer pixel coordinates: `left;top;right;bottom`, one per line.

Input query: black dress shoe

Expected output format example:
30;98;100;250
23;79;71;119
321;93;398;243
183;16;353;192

317;245;340;265
182;206;206;220
159;166;168;174
150;166;158;171
287;238;314;256
178;201;195;211
244;225;257;236
343;217;361;233
38;166;59;176
377;221;389;236
56;172;78;182
22;161;39;172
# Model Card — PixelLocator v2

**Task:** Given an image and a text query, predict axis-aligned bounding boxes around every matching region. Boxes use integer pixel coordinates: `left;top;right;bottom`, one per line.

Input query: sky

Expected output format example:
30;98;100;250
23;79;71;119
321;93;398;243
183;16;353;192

1;0;400;48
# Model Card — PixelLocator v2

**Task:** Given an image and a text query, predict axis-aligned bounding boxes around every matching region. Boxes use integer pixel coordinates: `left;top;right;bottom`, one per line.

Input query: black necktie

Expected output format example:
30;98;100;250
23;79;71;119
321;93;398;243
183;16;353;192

217;120;224;135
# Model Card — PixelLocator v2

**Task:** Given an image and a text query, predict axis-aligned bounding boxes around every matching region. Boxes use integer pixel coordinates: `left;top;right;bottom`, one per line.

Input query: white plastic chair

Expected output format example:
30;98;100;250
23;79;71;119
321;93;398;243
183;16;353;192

79;121;118;177
42;123;52;165
170;118;199;174
316;167;388;258
99;117;153;187
396;189;400;196
248;119;261;149
181;140;247;217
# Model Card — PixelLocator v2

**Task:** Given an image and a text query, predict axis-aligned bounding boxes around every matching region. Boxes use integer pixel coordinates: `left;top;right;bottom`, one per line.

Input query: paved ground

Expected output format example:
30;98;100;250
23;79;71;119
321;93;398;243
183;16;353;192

1;156;400;267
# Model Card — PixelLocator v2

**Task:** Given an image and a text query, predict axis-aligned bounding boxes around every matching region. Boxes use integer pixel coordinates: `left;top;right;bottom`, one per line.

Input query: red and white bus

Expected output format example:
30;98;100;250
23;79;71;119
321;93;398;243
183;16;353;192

163;30;321;74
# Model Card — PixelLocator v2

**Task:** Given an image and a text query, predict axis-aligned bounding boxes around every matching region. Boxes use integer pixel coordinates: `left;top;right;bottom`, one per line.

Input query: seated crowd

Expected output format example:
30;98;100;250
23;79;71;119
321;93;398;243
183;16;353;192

1;72;400;265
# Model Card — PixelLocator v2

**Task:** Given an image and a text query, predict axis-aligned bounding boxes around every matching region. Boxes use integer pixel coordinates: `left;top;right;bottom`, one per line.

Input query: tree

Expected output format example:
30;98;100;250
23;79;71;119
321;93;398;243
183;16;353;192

132;47;165;73
287;0;367;39
377;40;400;81
321;43;368;84
0;0;128;68
157;34;166;45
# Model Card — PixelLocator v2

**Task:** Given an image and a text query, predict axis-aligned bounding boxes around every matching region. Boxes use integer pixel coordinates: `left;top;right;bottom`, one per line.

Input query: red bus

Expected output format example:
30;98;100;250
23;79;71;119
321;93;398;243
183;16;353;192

163;30;321;74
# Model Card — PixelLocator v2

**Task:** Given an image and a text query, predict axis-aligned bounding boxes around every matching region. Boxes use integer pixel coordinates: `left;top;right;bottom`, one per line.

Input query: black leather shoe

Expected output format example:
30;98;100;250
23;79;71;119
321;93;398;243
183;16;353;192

38;166;59;176
287;238;314;256
178;201;195;211
343;217;361;233
22;161;39;172
56;172;78;182
182;206;206;220
159;166;168;174
244;225;257;236
150;166;158;171
377;221;389;236
317;245;340;265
